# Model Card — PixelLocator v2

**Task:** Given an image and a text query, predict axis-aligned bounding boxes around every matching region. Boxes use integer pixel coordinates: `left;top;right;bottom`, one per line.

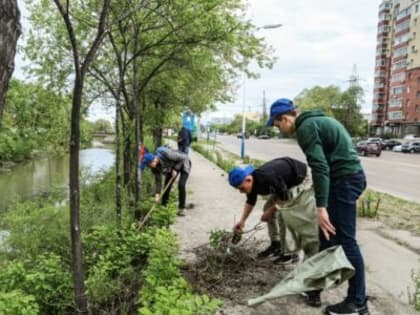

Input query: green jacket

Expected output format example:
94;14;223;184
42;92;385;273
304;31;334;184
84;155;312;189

295;110;362;207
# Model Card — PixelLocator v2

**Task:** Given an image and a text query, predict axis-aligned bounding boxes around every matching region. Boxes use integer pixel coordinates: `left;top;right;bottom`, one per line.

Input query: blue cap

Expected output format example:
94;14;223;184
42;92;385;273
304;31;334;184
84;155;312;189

265;98;297;127
228;165;255;187
140;153;155;171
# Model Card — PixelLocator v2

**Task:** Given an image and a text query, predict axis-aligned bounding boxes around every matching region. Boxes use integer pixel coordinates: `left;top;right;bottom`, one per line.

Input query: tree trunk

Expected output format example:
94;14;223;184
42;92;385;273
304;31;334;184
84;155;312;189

69;75;88;314
0;0;21;124
115;98;122;225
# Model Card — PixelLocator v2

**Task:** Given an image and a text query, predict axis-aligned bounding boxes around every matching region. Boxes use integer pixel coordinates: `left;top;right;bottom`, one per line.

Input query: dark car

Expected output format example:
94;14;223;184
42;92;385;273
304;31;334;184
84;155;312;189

382;139;402;150
236;132;249;139
257;134;270;139
401;141;420;153
356;141;382;157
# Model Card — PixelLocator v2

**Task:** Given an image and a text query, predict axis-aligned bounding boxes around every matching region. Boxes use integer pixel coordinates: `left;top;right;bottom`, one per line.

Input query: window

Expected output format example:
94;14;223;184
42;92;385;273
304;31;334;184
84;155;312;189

389;98;403;107
391;72;405;82
394;46;408;57
392;86;405;95
392;60;406;70
417;77;420;84
416;105;420;112
416;4;419;13
416;91;420;98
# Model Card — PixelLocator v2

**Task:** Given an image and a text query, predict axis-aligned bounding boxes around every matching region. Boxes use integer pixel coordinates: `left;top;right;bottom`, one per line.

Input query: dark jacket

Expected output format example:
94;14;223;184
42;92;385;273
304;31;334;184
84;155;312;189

295;110;362;207
151;147;190;194
246;157;307;206
177;127;192;152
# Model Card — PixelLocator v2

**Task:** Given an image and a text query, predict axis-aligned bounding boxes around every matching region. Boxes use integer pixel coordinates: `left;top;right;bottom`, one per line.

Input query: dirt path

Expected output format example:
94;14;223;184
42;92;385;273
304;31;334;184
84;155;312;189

171;149;419;315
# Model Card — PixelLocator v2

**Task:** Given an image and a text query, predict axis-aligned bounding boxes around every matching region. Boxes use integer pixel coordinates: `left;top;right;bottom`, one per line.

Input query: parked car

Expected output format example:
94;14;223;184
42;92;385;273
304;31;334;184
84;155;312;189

382;139;402;150
392;144;403;152
257;134;270;139
401;141;420;153
403;134;417;140
367;137;385;147
356;141;382;157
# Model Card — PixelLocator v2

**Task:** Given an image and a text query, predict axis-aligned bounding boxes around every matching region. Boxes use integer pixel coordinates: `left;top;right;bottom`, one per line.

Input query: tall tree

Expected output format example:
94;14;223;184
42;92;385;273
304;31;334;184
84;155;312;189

0;0;21;124
50;0;111;313
294;85;366;136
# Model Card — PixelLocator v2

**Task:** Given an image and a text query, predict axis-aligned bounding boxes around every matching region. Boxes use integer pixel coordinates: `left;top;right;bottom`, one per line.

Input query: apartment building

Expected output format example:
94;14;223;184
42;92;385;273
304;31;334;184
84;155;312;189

372;0;420;136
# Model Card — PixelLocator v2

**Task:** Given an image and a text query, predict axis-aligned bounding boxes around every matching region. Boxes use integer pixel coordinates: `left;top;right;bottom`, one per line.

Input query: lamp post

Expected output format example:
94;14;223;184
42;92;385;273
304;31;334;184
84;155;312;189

240;24;282;159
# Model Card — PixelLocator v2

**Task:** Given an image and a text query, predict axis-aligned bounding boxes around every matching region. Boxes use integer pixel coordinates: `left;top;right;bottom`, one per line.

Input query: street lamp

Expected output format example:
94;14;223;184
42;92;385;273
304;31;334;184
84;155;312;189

240;23;282;159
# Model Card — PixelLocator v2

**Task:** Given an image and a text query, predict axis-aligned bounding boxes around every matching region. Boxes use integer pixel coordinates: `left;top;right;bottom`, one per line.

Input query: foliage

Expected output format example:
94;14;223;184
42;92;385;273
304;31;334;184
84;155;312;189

0;290;39;315
0;79;74;161
409;269;420;311
0;254;73;314
209;229;231;251
138;228;221;315
357;190;380;218
83;224;149;311
89;119;113;134
0;199;70;261
294;85;367;137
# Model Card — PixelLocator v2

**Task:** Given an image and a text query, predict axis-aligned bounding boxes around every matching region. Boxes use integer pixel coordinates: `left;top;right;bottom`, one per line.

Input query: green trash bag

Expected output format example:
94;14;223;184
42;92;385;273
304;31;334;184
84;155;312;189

278;187;319;258
248;245;355;306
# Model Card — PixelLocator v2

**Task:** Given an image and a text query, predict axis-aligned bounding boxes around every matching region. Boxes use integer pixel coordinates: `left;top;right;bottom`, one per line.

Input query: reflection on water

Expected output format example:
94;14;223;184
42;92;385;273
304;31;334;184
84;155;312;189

0;148;115;211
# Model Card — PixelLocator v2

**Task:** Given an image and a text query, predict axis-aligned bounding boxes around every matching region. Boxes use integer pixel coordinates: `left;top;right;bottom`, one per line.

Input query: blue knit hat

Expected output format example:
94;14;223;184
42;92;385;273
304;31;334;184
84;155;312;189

228;165;255;187
140;153;155;171
265;98;298;127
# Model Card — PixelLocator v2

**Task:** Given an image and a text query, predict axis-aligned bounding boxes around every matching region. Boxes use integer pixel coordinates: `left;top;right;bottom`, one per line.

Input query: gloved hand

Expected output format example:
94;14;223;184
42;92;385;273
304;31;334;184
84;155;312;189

171;169;178;178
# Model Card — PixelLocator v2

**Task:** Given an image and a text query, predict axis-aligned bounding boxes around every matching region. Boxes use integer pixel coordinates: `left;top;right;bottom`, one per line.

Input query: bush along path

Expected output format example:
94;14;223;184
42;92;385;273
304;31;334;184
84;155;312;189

176;143;420;314
0;172;220;314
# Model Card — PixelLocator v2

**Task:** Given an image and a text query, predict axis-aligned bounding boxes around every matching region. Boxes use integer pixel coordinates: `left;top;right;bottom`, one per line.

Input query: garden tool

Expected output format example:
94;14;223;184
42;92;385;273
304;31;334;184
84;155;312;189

137;171;179;230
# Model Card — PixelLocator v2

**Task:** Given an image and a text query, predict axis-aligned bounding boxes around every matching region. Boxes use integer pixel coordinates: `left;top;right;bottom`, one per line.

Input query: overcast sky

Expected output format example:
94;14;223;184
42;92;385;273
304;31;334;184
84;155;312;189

14;0;381;122
207;0;382;121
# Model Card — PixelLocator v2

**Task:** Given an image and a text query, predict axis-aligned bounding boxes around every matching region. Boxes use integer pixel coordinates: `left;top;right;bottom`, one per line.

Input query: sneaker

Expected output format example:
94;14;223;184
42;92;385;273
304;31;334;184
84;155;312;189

306;290;322;307
185;203;195;209
257;242;281;259
273;253;299;265
177;209;186;216
324;299;370;315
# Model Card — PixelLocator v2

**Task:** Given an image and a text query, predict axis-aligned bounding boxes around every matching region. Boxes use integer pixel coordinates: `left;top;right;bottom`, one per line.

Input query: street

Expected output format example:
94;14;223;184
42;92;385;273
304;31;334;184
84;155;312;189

215;135;420;203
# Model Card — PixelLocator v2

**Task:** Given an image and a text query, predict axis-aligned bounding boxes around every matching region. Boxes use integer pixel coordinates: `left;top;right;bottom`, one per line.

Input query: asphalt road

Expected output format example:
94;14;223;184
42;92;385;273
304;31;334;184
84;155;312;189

215;135;420;203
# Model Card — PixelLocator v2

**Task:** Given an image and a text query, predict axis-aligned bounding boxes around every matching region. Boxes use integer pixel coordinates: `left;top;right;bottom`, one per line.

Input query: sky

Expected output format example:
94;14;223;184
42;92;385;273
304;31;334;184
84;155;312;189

206;0;382;122
13;0;382;123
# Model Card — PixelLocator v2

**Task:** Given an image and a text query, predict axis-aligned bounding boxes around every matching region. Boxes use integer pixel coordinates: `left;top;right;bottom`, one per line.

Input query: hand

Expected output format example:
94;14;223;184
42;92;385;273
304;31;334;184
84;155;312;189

261;209;275;222
171;169;178;178
155;194;160;203
318;207;336;240
234;220;245;231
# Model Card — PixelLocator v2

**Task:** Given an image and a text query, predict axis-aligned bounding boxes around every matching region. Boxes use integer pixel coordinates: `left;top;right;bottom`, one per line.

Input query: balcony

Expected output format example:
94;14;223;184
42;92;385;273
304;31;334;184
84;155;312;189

379;1;392;11
396;8;410;22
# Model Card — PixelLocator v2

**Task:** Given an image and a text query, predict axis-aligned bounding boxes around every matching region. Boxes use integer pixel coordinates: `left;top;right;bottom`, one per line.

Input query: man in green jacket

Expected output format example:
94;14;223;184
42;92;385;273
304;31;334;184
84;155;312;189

266;98;369;315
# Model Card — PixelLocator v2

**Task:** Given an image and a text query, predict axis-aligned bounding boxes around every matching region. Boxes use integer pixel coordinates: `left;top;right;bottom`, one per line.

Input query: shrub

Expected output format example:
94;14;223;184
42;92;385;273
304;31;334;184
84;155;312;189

138;228;221;314
0;290;39;315
0;254;73;314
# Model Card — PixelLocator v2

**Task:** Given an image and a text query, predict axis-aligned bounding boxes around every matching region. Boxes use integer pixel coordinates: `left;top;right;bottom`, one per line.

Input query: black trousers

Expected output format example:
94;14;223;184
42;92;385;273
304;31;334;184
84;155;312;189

161;170;189;209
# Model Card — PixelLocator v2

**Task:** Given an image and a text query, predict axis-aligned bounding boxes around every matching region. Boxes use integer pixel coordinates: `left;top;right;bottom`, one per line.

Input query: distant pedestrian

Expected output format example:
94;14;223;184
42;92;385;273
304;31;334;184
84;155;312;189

177;126;193;154
266;98;369;315
140;146;191;216
228;157;311;265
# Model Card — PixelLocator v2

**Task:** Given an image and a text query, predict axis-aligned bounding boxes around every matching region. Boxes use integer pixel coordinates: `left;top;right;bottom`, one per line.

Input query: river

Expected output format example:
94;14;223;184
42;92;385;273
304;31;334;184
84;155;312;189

0;146;115;211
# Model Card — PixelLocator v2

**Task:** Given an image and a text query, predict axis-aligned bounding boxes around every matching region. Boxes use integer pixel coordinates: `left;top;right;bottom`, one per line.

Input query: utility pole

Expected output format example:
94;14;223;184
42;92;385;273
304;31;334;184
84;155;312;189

262;89;267;122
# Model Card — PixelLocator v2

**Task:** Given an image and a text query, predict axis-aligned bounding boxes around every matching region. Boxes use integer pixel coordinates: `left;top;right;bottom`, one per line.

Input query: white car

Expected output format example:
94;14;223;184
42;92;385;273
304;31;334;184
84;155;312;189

392;144;402;152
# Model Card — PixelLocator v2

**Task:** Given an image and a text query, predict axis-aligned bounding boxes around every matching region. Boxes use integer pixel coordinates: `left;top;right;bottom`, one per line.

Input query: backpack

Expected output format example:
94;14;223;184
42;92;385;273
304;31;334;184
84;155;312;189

156;145;170;159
